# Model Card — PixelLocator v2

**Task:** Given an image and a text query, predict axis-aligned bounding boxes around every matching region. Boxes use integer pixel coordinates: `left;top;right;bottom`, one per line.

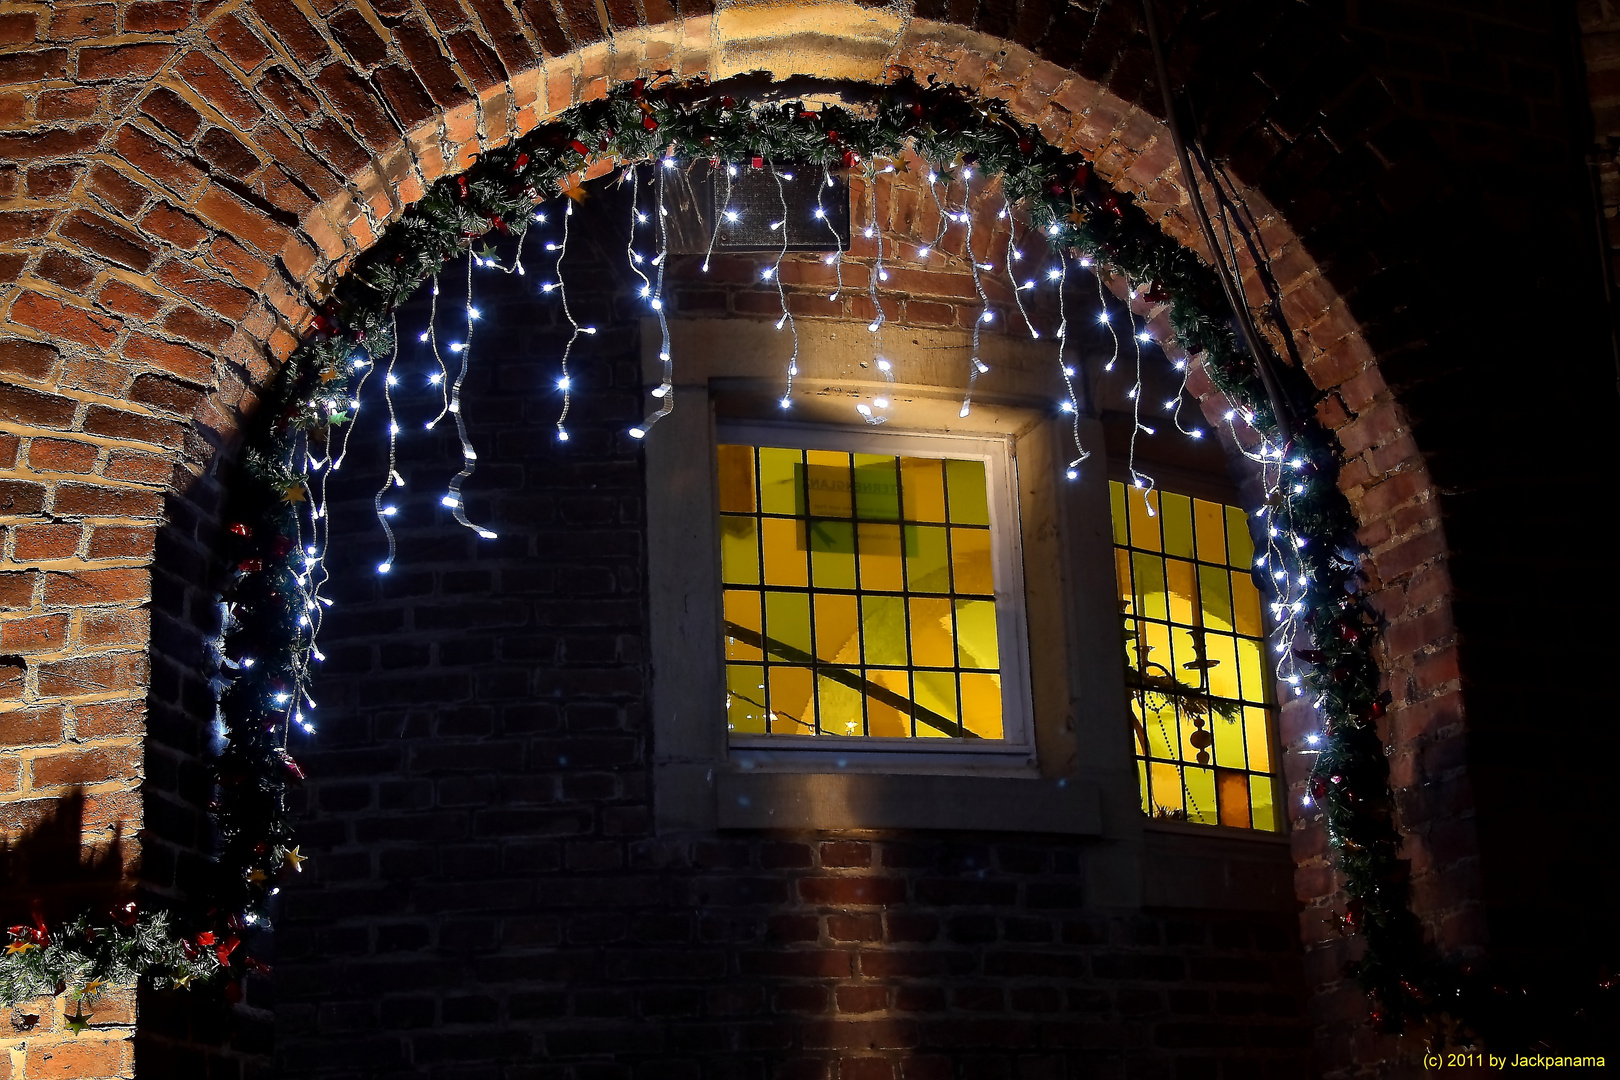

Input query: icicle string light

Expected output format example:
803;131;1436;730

442;252;497;540
631;166;675;438
424;275;450;426
1052;260;1089;479
371;313;403;574
819;164;848;301
704;160;733;273
551;199;591;443
1003;194;1040;341
769;162;802;410
961;177;990;419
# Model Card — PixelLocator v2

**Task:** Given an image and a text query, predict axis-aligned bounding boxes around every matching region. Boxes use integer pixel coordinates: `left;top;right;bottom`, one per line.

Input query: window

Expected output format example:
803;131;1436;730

1109;481;1282;832
715;423;1032;764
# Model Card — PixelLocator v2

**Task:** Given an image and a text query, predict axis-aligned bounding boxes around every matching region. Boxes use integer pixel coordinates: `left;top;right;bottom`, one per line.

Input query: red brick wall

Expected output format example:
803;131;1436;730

1;1;1614;1075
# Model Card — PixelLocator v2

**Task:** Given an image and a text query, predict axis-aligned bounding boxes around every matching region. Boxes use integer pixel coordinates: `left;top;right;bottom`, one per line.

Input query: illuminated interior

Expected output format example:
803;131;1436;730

1110;481;1282;831
718;443;1004;740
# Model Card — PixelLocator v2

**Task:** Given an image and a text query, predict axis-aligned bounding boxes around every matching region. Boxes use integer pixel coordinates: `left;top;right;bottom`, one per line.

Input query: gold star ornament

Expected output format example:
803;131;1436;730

284;845;308;872
64;1005;94;1035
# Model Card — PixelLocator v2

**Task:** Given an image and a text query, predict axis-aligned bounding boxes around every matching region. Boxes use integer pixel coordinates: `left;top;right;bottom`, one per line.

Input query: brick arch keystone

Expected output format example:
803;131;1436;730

0;0;1479;1070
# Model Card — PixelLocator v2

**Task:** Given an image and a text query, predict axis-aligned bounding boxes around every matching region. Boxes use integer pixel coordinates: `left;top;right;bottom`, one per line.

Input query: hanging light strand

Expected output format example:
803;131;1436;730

1053;260;1089;479
552;199;597;444
704;160;734;273
961;179;991;418
631;166;675;439
371;313;403;574
769;161;801;409
442;251;497;540
1003;194;1040;341
424;275;450;427
819;164;847;301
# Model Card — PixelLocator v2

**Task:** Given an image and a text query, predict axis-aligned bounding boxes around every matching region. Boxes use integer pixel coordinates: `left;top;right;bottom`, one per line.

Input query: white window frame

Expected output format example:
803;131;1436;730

717;420;1037;774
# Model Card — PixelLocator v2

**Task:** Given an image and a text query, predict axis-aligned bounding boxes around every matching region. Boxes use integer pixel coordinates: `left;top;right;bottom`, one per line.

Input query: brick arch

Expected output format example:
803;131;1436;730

2;0;1494;1071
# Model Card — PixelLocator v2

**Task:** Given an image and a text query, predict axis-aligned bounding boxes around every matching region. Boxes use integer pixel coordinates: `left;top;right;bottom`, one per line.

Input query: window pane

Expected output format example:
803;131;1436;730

908;596;955;668
717;444;757;513
1193;498;1226;565
1217;768;1250;828
764;591;812;657
1184;766;1218;825
944;459;989;525
960;673;1003;738
1110;480;1129;546
758;446;801;515
954;599;999;670
1232;571;1264;637
723;590;763;661
905;525;950;592
768;666;815;734
761;517;808;586
818;674;864;736
900;457;947;522
951;528;994;595
860;595;908;666
804;450;853;518
727;663;767;733
1244;705;1273;774
1225;505;1254;569
853;455;901;520
1165;559;1198;625
814;593;860;663
1128;488;1160;551
809;520;857;589
720;516;760;585
1149;760;1183;818
857;523;905;591
1161;492;1194;559
866;669;912;737
912;670;959;737
1250;774;1280;832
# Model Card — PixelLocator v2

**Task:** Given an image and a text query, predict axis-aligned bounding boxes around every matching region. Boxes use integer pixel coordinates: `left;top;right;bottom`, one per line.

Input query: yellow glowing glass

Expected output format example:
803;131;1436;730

1111;480;1281;832
720;443;1004;740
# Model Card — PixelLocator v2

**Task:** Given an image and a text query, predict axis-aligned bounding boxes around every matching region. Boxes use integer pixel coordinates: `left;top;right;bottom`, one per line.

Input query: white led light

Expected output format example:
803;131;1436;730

467;306;480;319
1079;257;1092;267
557;429;569;442
856;403;872;416
727;164;738;176
636;211;647;223
868;320;881;332
545;242;558;250
542;282;558;292
386;373;398;386
1096;311;1109;323
651;299;662;310
629;427;646;439
582;327;596;335
863;227;874;238
419;331;430;342
382;505;397;516
761;267;774;280
389;422;400;435
377;561;391;574
441;495;458;507
724;209;740;222
450;342;466;352
351;358;368;369
873;397;889;408
779;395;792;409
429;372;443;385
962;166;973;178
663;157;676;168
1066;468;1078;480
1138;332;1151;343
917;246;930;258
770;220;783;231
1189;429;1204;439
1047;223;1061;236
876;359;891;372
981;310;994;323
651;384;669;398
557;376;570;390
1047;268;1063;280
974;360;990;373
1060;401;1075;413
640;285;651;297
959;404;971;418
814;208;826;219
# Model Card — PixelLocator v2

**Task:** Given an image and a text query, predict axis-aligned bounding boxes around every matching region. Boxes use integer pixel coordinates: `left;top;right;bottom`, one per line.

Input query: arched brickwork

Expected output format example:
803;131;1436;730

3;1;1614;1075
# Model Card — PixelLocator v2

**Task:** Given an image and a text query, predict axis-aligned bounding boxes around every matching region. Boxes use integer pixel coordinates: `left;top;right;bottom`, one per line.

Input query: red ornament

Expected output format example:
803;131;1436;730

493;216;509;234
751;156;764;169
224;980;243;1004
827;130;839;143
1072;163;1091;188
569;139;590;158
643;114;658;131
276;748;306;781
216;934;241;964
1102;194;1122;217
237;559;263;573
196;931;216;947
513;153;529;170
842;149;858;169
632;77;646;97
720;96;735;108
111;902;139;927
229;523;252;538
1143;279;1168;303
1018;138;1033;154
456;175;469;199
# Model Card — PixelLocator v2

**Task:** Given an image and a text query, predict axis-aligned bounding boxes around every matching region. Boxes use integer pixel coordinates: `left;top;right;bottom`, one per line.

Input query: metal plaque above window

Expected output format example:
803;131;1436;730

660;162;851;254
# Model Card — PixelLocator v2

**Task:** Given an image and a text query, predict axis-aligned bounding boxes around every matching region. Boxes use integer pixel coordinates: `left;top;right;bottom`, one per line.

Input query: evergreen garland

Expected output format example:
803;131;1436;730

5;71;1532;1040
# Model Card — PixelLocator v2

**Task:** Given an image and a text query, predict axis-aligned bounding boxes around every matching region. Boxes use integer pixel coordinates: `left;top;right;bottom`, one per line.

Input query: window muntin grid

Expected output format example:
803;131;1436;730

1109;481;1282;831
719;442;1008;741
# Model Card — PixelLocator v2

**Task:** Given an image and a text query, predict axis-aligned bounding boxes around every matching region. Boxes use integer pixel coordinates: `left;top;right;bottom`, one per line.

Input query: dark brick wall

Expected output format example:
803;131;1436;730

275;191;1310;1079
